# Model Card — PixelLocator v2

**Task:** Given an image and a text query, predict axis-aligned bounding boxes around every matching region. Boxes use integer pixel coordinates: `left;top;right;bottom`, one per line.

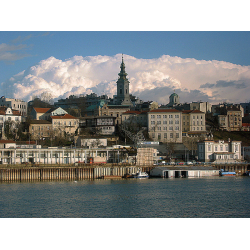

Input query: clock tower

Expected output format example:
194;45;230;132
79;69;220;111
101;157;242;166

116;55;132;106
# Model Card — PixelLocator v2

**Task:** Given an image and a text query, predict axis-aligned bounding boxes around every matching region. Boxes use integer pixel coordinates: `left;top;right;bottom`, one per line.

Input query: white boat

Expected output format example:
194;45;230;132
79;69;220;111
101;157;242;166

133;169;149;178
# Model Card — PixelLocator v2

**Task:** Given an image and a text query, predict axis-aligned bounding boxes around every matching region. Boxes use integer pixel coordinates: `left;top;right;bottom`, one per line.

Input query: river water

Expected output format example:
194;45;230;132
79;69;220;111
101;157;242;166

0;176;249;218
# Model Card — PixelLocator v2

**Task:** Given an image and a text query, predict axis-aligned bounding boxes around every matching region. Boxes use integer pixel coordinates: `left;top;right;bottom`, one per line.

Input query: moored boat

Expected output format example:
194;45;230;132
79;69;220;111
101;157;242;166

219;169;236;176
132;169;149;179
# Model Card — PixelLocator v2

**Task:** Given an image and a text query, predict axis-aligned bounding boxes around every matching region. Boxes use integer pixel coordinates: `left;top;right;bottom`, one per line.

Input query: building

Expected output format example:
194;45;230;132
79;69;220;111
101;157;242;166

115;55;133;106
148;109;182;143
0;107;22;139
217;106;242;131
182;110;206;136
136;147;158;166
121;110;148;128
190;101;212;113
150;166;219;178
168;92;180;107
0;145;126;164
197;139;242;163
51;114;79;137
0;96;27;116
100;104;130;125
29;120;53;140
31;107;68;120
79;116;116;135
76;138;108;148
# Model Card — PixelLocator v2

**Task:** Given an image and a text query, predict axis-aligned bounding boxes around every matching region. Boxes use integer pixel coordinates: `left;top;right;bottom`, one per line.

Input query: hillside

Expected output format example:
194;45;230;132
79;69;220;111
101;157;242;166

213;131;250;147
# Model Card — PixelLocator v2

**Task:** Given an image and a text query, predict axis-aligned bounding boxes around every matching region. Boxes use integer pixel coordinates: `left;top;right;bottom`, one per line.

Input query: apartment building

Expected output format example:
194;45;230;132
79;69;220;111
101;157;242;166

29;120;52;140
121;110;148;127
51;114;79;137
182;110;206;136
148;109;182;143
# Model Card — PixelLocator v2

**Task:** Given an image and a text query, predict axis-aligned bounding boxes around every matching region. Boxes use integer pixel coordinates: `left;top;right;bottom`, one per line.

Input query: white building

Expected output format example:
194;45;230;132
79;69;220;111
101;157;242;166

197;139;242;163
148;109;182;143
0;96;27;116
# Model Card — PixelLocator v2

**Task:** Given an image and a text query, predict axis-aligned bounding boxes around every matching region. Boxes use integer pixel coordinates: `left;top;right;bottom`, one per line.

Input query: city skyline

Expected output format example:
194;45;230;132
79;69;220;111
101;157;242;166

1;31;250;104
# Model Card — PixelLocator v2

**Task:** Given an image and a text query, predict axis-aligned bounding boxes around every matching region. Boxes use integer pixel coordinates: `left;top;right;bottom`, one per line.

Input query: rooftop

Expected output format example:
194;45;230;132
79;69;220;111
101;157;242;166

149;109;181;113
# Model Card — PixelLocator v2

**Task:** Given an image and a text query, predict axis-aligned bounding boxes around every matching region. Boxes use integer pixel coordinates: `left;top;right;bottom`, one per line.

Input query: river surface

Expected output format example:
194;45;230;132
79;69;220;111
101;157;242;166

0;176;249;218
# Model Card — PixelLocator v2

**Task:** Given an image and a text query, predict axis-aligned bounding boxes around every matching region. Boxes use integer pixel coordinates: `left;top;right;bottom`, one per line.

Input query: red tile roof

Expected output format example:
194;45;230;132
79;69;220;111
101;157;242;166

33;108;51;113
123;111;141;114
0;140;16;144
182;110;204;114
149;109;181;113
51;114;77;119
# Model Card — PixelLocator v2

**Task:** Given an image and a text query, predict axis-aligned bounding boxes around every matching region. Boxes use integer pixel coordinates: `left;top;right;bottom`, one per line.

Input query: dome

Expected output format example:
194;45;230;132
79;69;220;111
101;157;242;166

170;92;178;97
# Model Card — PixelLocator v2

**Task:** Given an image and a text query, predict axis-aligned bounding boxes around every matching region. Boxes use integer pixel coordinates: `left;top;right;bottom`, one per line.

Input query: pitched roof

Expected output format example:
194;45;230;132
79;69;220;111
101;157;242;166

182;110;204;114
33;108;51;113
51;114;77;119
149;109;181;113
29;120;52;124
123;111;141;115
0;140;16;144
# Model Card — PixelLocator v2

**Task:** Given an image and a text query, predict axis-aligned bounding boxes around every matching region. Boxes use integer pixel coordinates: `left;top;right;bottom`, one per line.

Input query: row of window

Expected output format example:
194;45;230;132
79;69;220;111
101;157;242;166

151;120;179;125
53;121;77;126
151;132;180;139
151;126;180;131
151;114;180;119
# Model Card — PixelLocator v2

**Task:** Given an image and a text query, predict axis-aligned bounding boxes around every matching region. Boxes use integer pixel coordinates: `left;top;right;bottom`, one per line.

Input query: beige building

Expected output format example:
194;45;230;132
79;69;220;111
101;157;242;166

182;110;206;134
218;107;242;131
29;120;52;140
190;102;211;113
136;147;158;166
51;114;79;137
148;109;182;143
100;104;130;125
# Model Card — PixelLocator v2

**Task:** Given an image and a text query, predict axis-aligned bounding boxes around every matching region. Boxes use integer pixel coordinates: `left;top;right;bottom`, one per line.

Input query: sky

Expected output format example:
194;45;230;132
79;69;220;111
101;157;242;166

1;31;250;105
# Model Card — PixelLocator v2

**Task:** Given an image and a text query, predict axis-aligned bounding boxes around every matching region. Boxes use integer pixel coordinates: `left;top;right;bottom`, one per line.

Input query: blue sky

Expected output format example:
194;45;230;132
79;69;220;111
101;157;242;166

0;31;250;103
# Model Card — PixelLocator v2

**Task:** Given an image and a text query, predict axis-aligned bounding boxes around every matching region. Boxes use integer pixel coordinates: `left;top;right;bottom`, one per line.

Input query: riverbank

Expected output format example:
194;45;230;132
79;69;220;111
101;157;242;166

0;165;154;182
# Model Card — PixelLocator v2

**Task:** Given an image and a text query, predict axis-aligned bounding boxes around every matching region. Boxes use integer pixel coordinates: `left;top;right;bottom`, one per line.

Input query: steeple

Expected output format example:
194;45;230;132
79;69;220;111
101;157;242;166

116;55;132;106
118;54;128;79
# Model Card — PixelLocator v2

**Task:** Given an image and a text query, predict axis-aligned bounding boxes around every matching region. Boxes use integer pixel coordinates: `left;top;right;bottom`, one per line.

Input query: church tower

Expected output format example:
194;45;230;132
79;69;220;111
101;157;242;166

116;55;132;106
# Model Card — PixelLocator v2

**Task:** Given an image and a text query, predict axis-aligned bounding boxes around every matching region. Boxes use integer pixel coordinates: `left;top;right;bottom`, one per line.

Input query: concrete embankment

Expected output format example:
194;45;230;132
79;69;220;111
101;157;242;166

0;164;154;182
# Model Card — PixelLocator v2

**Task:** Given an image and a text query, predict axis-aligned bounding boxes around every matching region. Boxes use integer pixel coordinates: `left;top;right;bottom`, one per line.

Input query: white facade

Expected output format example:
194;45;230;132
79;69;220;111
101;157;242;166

197;140;242;163
0;146;125;164
0;97;27;116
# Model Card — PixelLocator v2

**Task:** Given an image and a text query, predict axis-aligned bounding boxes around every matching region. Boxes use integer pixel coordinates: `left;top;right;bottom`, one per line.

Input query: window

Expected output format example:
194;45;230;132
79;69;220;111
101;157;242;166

157;121;161;124
215;146;218;151
208;145;211;151
151;121;155;125
220;145;223;151
158;133;161;140
175;120;179;124
170;133;173;138
175;115;179;118
157;115;161;119
164;133;167;138
151;115;155;119
163;120;167;124
169;120;173;124
169;126;173;131
175;126;179;131
176;133;179;138
169;115;173;118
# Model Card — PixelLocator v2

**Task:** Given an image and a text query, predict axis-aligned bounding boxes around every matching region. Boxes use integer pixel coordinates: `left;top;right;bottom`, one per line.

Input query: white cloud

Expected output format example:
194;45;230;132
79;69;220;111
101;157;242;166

1;53;250;104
